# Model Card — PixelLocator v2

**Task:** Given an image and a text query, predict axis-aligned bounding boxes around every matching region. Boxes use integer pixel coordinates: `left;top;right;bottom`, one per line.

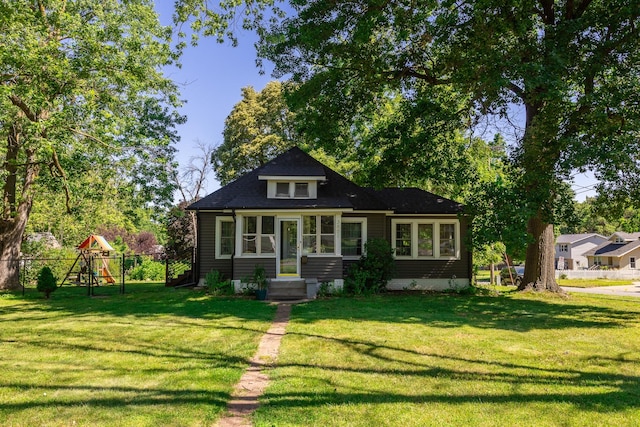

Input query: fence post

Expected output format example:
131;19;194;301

121;253;125;295
22;258;26;296
88;256;92;297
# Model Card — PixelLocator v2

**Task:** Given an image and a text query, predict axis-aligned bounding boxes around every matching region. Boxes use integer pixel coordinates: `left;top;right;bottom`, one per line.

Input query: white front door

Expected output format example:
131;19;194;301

278;218;300;277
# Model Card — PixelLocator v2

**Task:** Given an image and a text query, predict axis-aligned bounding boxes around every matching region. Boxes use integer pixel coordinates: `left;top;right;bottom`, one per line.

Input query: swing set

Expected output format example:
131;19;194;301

61;235;123;295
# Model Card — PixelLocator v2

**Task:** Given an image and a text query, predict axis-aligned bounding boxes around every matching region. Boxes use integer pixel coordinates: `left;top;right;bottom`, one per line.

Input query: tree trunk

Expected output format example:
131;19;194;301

0;205;31;290
518;214;563;292
0;124;38;290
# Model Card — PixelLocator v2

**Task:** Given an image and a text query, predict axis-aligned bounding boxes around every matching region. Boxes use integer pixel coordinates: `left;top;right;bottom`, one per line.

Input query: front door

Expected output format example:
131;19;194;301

278;218;300;277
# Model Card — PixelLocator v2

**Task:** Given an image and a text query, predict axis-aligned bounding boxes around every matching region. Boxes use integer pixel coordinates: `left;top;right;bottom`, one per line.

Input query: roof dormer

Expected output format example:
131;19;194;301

262;178;321;199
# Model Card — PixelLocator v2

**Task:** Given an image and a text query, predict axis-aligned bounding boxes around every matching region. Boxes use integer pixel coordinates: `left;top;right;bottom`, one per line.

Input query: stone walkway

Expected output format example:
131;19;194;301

216;303;291;427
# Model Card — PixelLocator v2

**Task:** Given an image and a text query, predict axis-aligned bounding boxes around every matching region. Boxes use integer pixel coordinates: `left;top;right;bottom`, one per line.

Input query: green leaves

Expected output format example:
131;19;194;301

214;81;298;184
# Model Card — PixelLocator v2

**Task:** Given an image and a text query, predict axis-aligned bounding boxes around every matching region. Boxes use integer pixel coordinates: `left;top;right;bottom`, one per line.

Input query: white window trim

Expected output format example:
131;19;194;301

303;214;337;256
267;181;317;199
215;217;235;259
341;217;367;260
391;219;460;260
236;215;277;257
559;244;568;252
630;256;636;269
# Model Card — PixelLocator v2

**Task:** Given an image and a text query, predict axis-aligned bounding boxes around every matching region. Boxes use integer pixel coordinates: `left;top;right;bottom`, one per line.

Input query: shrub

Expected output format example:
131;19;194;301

36;266;58;299
204;270;234;295
128;259;165;281
345;238;395;295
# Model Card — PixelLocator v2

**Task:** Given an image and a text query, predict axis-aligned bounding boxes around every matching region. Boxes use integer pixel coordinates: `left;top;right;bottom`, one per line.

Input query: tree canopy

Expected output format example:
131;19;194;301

213;81;298;185
0;1;182;289
249;0;640;291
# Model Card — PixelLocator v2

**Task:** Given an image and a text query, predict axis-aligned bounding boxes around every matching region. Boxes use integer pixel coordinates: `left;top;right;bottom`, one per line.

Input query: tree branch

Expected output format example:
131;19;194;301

8;95;38;122
538;0;555;25
508;82;524;100
388;67;450;85
37;0;48;26
50;150;72;214
66;127;116;149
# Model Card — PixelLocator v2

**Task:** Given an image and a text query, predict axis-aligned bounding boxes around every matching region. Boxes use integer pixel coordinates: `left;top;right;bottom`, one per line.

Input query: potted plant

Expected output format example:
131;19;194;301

252;264;269;300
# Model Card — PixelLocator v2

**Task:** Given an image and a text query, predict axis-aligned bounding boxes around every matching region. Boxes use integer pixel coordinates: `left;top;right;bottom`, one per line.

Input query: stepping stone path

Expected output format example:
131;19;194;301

216;303;291;427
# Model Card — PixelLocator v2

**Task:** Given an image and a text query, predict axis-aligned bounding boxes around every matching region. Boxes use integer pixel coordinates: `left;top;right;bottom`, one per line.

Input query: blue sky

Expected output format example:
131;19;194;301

155;3;596;201
156;3;275;196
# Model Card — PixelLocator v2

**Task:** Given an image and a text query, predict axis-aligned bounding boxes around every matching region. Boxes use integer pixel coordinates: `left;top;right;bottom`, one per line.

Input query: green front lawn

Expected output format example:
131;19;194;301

0;283;276;426
2;284;639;426
258;292;640;427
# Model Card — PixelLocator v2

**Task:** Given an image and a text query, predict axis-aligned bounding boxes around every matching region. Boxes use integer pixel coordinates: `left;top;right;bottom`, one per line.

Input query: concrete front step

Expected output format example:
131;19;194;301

268;279;308;301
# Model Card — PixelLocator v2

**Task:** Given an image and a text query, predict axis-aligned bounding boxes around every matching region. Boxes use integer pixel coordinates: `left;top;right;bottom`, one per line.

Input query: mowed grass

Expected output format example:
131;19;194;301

0;283;276;426
258;291;640;427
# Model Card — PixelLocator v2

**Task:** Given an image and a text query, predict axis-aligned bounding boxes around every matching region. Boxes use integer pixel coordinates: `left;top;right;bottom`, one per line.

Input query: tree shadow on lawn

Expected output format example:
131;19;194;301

259;293;640;415
294;293;640;332
266;332;640;413
0;381;229;415
4;283;277;324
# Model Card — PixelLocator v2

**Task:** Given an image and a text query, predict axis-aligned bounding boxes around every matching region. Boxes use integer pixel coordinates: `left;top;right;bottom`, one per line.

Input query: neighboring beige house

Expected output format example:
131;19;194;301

555;233;607;270
583;232;640;270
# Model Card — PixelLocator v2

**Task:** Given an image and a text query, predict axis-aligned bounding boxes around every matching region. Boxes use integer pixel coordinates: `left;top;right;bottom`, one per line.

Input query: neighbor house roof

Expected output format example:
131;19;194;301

556;233;607;245
188;147;463;214
583;239;640;258
610;231;640;242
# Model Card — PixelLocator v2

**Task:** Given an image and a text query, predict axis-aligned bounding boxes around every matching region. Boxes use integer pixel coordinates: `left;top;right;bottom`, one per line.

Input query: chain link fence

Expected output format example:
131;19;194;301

1;254;167;297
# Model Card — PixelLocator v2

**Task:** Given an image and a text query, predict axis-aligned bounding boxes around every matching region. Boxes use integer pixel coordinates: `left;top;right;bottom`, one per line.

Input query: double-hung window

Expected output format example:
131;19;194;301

242;215;275;255
392;219;459;259
274;182;311;198
216;217;235;259
341;218;366;258
395;223;412;256
303;215;335;254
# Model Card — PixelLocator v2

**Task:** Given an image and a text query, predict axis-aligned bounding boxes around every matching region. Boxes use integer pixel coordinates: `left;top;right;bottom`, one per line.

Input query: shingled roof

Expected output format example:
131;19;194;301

188;147;462;214
556;233;606;245
583;238;640;258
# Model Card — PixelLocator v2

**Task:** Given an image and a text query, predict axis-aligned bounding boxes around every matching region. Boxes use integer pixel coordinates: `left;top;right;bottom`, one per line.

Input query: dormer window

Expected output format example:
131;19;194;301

266;180;317;199
276;182;290;197
615;237;624;244
294;183;309;198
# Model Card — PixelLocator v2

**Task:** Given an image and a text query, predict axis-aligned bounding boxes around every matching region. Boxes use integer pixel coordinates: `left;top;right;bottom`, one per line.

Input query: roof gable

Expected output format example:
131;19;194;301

188;147;462;214
556;233;607;244
609;231;640;242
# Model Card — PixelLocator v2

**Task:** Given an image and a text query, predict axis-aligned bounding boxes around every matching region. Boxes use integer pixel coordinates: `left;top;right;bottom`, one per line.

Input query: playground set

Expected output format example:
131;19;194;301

61;235;124;295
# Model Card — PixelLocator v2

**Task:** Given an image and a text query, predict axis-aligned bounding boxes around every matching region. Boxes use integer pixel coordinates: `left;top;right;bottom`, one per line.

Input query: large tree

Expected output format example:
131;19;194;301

0;1;182;289
213;80;298;185
242;0;640;292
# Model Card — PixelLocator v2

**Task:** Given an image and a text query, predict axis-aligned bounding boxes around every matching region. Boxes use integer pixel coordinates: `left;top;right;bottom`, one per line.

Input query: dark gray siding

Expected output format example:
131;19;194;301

233;258;277;280
366;213;387;239
197;212;233;280
343;212;386;239
302;257;342;282
340;213;386;277
393;259;468;279
385;215;471;279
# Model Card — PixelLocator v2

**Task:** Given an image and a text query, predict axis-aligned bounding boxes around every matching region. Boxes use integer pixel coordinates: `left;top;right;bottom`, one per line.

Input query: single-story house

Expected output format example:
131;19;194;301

187;147;471;297
555;233;607;270
583;232;640;269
